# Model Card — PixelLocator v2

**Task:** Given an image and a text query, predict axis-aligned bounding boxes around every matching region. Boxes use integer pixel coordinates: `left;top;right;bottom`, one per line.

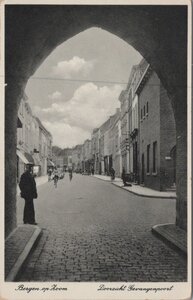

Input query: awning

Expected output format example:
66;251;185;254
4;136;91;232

24;152;34;164
48;160;55;167
17;117;22;128
17;150;29;164
16;150;34;165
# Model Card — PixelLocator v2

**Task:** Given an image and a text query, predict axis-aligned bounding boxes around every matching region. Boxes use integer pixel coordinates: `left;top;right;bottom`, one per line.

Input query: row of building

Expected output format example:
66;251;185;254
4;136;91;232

69;59;176;191
17;94;54;181
17;58;176;192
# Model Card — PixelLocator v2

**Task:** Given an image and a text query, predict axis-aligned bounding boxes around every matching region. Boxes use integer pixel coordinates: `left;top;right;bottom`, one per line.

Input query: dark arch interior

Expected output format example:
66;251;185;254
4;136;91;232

5;5;187;237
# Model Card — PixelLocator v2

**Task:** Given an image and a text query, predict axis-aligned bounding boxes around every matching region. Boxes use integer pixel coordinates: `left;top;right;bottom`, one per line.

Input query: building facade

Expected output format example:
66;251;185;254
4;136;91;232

99;118;111;175
119;90;130;174
91;128;100;174
71;145;82;172
36;118;53;176
137;68;176;191
111;109;122;177
82;139;92;173
17;94;53;180
17;95;35;181
129;59;149;183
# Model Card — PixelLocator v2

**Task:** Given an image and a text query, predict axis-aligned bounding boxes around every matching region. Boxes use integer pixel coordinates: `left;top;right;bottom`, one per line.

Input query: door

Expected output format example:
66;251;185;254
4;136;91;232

141;153;144;184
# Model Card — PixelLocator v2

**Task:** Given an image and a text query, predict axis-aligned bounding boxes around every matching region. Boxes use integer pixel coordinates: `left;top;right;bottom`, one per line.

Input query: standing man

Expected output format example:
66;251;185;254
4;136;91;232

19;164;38;225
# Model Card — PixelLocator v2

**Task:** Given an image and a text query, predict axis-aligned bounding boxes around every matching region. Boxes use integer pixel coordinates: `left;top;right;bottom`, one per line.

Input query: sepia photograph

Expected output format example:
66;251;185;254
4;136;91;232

2;1;191;299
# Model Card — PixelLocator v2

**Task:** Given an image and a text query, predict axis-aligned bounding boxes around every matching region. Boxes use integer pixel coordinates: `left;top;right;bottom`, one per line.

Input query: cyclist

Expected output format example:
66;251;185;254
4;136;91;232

48;168;52;182
53;169;59;188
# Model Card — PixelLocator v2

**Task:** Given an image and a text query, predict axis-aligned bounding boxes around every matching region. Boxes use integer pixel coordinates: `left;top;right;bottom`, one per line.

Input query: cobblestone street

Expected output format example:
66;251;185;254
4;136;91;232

17;174;187;282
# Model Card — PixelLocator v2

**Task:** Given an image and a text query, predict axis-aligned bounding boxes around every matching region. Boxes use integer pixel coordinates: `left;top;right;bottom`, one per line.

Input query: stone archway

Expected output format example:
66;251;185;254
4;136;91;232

5;5;187;237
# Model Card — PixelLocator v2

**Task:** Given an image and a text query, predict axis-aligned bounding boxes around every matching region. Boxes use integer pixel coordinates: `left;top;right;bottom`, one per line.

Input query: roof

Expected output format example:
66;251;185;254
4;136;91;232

35;117;52;138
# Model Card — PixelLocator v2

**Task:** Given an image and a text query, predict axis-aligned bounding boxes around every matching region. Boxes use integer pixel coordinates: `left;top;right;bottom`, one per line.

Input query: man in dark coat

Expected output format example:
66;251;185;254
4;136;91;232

19;164;38;225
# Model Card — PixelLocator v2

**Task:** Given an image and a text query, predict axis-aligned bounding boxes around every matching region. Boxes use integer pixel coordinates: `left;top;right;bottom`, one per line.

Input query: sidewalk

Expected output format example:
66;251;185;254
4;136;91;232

94;174;176;199
5;225;42;281
6;176;47;281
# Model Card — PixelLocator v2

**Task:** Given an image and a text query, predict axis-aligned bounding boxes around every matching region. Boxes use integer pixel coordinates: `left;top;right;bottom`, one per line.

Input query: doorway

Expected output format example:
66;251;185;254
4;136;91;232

141;153;144;184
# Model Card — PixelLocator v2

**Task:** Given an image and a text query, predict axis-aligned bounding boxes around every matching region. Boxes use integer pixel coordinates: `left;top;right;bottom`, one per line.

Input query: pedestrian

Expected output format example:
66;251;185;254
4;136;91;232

48;168;52;181
121;167;127;186
121;168;132;187
91;167;94;175
19;164;38;225
69;168;73;181
53;168;59;188
110;167;115;181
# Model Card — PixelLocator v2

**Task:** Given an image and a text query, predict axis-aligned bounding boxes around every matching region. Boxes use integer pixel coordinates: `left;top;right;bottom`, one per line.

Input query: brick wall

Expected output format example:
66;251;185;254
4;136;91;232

139;72;161;190
160;85;176;190
5;84;21;238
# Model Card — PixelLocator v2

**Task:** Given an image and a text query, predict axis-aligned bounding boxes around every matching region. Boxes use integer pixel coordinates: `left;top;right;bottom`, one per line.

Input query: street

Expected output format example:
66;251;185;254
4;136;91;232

17;174;186;282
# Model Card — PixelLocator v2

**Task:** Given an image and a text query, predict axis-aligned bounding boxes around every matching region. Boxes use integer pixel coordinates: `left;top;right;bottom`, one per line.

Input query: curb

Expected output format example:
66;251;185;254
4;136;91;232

152;223;187;256
112;182;176;199
6;226;42;281
93;175;176;199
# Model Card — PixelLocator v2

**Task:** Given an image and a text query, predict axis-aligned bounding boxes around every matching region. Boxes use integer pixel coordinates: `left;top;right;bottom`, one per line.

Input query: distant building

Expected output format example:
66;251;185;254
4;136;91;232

36;118;53;176
91;128;100;174
97;111;120;176
72;145;82;172
119;89;130;173
111;109;122;177
54;156;65;169
52;148;72;171
17;94;53;179
31;116;42;175
82;139;92;173
99;118;111;175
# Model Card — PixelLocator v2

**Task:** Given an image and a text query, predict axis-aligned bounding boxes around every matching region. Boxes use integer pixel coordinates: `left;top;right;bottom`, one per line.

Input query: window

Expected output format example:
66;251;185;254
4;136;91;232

153;141;157;173
143;105;145;118
146;102;149;115
147;144;150;173
141;108;143;120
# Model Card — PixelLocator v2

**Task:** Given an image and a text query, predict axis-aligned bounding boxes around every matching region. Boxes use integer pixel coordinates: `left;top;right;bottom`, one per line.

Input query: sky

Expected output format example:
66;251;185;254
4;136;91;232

26;27;142;148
